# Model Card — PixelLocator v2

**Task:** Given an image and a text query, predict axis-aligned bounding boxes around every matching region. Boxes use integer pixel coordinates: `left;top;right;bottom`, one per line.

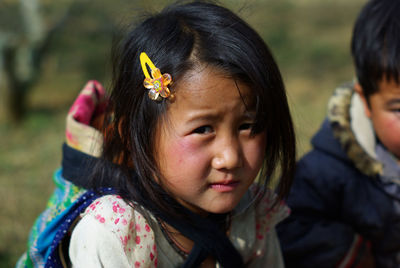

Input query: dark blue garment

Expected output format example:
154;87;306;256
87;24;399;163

44;189;113;268
277;119;400;268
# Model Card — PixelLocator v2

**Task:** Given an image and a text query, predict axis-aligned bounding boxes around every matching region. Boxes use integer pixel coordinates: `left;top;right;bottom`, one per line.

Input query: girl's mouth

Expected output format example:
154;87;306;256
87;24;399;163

209;181;240;192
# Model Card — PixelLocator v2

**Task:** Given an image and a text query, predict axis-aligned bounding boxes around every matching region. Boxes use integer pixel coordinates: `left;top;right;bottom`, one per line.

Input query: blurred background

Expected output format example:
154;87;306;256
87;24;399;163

0;0;366;266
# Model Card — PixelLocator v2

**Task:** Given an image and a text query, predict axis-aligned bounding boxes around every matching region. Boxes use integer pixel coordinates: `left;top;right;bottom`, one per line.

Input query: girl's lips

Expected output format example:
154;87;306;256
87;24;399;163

209;181;240;192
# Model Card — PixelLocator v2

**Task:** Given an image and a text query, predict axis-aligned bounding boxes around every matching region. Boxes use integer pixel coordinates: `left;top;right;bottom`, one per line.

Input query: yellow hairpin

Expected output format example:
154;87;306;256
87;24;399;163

140;52;172;101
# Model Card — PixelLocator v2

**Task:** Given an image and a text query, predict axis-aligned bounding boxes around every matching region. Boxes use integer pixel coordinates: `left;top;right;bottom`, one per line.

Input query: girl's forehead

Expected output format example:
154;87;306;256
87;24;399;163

163;66;255;119
171;66;254;106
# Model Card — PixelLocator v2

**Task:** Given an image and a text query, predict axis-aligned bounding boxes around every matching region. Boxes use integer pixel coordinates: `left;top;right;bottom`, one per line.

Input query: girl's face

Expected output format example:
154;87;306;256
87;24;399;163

155;66;266;215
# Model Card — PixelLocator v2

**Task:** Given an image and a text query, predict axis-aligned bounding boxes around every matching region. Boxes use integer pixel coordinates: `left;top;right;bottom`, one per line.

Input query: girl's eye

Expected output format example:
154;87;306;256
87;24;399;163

239;123;253;131
193;125;213;134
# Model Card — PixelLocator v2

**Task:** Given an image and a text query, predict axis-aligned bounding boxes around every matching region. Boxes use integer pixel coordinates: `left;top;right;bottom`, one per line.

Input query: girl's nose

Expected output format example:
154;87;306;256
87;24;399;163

212;138;243;170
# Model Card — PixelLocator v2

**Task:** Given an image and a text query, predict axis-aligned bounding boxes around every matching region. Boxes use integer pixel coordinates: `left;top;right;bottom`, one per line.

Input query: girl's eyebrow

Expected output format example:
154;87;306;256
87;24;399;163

243;110;256;118
184;110;256;125
184;111;221;124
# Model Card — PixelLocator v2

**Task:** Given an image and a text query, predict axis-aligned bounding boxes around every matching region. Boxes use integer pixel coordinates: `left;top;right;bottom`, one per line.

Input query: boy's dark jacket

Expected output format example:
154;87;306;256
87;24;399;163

277;83;400;268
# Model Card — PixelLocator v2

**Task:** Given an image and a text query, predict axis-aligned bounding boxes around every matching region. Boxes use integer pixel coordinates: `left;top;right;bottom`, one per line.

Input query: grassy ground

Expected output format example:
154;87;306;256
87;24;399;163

0;0;366;266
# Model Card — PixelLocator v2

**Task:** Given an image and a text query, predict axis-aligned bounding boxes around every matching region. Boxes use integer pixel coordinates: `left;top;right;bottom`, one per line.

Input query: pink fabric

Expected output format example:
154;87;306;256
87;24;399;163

68;80;107;125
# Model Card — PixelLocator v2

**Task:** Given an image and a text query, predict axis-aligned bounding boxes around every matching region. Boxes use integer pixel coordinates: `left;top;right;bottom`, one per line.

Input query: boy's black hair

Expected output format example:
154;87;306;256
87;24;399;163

351;0;400;99
92;0;295;226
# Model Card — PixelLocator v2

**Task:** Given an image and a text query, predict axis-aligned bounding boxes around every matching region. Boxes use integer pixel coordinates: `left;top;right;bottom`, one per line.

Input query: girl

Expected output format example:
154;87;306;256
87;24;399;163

66;1;296;267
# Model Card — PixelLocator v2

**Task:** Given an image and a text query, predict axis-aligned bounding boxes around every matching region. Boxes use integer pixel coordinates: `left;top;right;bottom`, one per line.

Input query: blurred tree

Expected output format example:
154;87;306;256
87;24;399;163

0;0;74;121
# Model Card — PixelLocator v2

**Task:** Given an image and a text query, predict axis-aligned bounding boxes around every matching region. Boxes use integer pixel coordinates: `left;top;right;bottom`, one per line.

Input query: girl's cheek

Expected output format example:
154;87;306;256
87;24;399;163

168;138;206;164
244;134;267;168
250;133;266;152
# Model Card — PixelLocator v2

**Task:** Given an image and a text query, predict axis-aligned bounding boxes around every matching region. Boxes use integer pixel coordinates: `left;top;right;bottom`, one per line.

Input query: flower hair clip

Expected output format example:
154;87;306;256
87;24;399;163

140;52;172;101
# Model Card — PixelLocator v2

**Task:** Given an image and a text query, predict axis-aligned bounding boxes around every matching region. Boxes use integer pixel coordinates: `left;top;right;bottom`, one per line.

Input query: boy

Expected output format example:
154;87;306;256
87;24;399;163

277;0;400;267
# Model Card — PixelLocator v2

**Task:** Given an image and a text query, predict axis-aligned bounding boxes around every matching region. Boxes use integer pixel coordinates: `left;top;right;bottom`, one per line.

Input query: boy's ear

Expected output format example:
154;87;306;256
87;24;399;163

354;82;372;118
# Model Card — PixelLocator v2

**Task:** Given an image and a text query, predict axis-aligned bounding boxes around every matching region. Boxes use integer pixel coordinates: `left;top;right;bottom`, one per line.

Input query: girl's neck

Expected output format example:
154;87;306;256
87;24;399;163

160;220;193;254
160;221;217;267
157;213;232;267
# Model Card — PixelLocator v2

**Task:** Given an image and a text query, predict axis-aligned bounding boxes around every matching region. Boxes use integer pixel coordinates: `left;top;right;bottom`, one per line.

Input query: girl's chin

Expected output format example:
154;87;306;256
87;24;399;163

188;202;239;216
176;195;242;216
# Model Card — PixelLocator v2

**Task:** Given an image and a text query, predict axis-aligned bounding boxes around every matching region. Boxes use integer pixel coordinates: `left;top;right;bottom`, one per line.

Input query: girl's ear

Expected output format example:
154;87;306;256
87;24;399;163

117;117;125;139
108;116;134;168
354;82;372;118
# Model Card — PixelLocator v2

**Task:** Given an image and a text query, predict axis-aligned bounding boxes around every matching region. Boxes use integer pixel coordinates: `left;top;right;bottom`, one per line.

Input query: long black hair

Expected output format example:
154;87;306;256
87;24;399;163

92;0;295;227
351;0;400;100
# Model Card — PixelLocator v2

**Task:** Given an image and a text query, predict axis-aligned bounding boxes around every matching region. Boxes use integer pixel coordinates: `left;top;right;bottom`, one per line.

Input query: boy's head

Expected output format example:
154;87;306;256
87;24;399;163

352;0;400;158
352;0;400;98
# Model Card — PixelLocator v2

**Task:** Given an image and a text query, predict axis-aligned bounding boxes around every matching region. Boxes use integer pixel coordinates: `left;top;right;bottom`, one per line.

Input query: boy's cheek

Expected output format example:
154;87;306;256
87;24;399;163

381;114;400;134
375;116;400;157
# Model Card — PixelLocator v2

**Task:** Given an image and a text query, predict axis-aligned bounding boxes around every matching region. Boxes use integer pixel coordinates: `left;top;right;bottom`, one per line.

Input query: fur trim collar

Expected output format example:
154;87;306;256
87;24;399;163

327;83;383;177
